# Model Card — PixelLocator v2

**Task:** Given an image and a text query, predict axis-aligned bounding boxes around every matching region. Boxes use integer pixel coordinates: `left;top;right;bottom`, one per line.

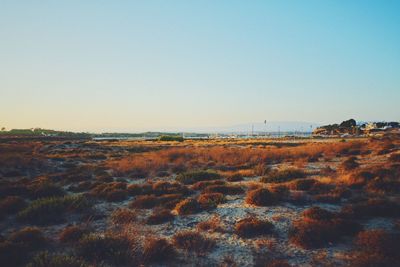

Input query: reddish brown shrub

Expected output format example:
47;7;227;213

341;199;400;219
129;195;159;209
260;168;306;183
8;227;47;248
152;181;190;195
0;196;27;215
226;173;244;182
340;156;359;171
143;237;176;263
68;181;94;192
349;230;400;267
265;259;292;267
59;225;88;243
173;231;215;255
389;152;400;162
288;179;319;191
202;184;244;195
235;217;274;238
110;208;137;225
129;192;183;209
197;193;226;209
289;207;362;248
302;206;335;221
355;229;397;254
90;182;128;202
176;170;221;185
175;198;201;215
197;216;224;233
146;208;174;225
127;183;152;196
366;178;400;193
245;188;276;206
191;180;226;191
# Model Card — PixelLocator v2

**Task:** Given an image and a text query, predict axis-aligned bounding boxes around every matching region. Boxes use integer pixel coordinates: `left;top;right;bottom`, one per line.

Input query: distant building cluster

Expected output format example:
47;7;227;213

313;119;400;137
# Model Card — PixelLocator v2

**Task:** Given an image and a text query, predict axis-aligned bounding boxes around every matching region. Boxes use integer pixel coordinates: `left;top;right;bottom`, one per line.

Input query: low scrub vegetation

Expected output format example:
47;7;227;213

146;208;174;224
17;195;91;225
260;168;306;183
173;231;215;255
202;184;244;195
77;233;132;265
26;251;88;267
197;216;224;233
110;208;137;225
143;237;176;263
197;192;226;209
175;198;201;215
0;196;27;217
176;170;221;185
235;217;274;238
59;225;89;243
341;199;400;219
129;194;182;209
245;188;277;206
289;206;362;248
1;136;399;266
349;229;400;267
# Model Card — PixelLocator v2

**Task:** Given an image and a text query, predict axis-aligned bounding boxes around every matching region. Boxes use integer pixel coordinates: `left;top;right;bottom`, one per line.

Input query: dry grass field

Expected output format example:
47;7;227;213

0;134;399;266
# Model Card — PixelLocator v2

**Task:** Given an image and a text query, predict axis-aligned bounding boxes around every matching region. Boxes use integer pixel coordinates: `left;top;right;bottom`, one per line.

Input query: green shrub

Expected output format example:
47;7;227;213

27;251;88;267
176;170;221;185
77;234;132;265
159;135;184;142
260;168;306;183
202;184;244;195
29;182;65;199
173;231;215;255
17;195;91;225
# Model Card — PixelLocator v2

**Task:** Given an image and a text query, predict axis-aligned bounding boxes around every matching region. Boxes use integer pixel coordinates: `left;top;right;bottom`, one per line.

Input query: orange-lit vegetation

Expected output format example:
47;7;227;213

235;217;274;238
0;135;399;266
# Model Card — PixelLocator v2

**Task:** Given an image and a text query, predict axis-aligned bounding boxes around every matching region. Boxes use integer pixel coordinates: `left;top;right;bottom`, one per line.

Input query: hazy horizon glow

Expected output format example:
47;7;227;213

1;1;399;132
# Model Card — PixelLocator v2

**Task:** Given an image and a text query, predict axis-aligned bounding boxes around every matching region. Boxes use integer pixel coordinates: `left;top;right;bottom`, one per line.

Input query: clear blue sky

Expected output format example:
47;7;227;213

1;1;399;132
